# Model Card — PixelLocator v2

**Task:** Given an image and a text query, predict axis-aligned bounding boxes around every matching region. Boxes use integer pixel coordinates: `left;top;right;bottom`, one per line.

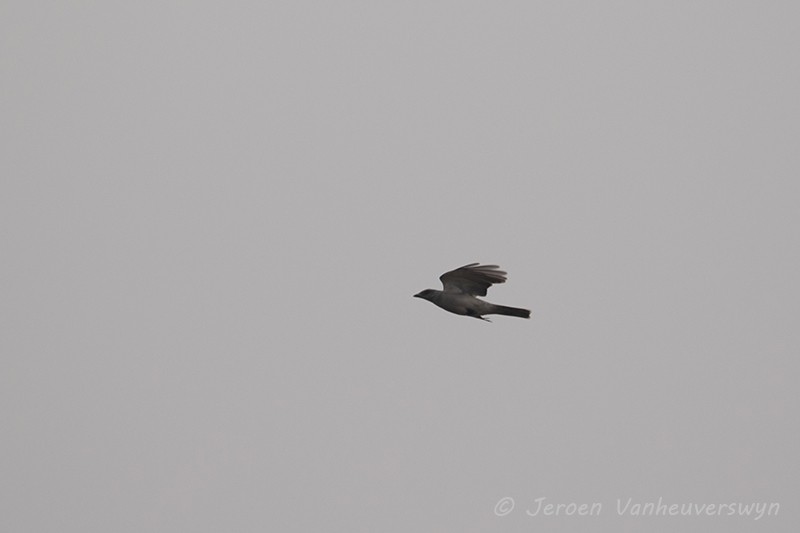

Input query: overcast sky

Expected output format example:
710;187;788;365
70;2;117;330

2;2;798;531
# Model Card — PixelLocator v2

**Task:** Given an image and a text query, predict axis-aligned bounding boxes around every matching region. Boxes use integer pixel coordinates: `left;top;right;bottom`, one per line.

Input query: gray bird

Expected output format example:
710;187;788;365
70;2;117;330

414;263;530;321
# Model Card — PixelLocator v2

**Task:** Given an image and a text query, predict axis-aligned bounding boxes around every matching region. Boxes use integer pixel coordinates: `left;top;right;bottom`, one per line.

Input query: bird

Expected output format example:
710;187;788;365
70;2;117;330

414;263;530;321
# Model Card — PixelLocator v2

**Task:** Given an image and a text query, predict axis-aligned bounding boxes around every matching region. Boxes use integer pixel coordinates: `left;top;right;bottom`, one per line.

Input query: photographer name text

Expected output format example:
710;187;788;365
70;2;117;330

493;496;779;520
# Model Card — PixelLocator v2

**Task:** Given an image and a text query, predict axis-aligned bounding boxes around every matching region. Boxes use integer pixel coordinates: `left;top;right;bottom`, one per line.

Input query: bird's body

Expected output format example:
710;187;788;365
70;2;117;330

414;263;530;321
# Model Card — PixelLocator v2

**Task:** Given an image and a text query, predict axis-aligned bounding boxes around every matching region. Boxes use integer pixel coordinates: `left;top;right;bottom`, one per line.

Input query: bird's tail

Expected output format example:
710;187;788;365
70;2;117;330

493;305;531;319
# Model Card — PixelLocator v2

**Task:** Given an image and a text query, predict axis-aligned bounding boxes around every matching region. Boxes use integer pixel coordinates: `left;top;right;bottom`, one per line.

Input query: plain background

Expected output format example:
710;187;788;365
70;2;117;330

2;2;798;531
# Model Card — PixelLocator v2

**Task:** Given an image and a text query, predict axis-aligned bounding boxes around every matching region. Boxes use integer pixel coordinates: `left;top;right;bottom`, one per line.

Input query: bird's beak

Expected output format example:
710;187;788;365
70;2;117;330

413;292;422;298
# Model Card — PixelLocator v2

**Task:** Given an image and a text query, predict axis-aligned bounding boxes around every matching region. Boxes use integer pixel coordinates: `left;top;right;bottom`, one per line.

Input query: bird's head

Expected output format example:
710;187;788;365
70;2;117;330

413;289;436;301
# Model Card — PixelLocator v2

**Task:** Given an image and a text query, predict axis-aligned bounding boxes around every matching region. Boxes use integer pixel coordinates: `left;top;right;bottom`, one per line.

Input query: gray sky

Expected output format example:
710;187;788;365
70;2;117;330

2;2;798;531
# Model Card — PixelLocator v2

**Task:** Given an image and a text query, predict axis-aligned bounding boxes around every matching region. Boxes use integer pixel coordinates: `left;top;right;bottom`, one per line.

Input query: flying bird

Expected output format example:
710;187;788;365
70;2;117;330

414;263;530;321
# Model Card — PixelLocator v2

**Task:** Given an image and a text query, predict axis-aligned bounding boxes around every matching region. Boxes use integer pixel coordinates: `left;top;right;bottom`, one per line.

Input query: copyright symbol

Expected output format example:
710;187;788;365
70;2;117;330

494;496;515;516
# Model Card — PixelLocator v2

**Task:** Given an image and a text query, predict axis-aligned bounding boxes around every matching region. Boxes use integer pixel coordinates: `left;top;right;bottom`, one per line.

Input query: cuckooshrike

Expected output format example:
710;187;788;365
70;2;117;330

414;263;530;321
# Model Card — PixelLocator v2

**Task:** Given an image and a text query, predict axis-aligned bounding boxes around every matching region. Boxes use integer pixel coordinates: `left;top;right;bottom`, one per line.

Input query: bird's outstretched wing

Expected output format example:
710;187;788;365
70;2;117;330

439;263;508;296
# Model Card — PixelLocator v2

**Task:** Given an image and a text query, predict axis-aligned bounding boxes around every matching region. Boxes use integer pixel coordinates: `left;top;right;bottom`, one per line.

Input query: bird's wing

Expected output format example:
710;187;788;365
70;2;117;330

439;263;508;296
